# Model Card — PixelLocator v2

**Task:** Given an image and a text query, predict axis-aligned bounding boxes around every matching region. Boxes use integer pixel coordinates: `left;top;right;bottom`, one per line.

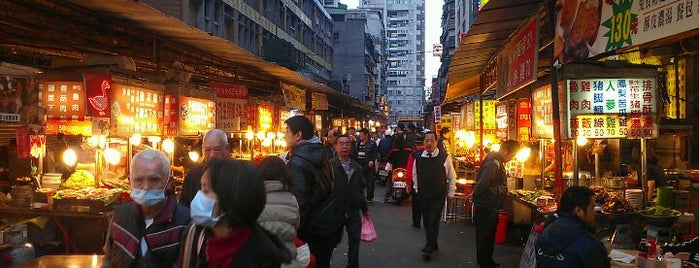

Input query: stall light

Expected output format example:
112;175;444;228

256;131;266;140
87;136;99;147
148;136;161;143
188;151;200;162
162;139;175;153
455;130;467;140
465;133;476;148
262;139;272;148
245;127;254;141
515;147;532;162
277;132;284;139
63;148;77;166
576;135;589;146
98;135;107;149
483;137;492;147
277;138;286;148
266;132;275;140
130;134;142;146
491;143;501;152
457;179;468;185
104;148;121;165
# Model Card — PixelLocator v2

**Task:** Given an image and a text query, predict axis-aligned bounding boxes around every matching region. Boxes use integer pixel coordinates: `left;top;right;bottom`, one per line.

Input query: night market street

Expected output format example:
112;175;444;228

330;184;524;267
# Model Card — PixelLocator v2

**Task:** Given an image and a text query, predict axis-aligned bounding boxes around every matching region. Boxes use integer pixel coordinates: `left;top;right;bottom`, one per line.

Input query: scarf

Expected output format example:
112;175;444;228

205;226;252;267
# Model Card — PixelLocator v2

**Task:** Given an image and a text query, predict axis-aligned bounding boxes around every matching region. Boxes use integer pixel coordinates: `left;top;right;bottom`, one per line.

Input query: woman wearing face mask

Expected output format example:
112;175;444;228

104;150;191;268
180;159;293;268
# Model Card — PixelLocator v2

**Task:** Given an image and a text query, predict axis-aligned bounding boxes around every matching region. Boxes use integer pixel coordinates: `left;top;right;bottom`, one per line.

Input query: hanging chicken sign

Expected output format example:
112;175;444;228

85;73;112;117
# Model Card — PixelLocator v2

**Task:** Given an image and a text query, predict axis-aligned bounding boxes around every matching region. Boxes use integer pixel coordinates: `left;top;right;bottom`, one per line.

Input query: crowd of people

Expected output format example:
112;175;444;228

102;116;534;268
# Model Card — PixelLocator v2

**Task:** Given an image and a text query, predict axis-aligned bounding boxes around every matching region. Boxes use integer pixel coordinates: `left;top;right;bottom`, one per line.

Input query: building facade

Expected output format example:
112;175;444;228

381;0;426;123
142;0;334;83
436;0;456;104
455;0;479;46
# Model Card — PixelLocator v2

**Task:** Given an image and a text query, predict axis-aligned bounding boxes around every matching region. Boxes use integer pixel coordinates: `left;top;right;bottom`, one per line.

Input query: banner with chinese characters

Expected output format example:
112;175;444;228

38;81;85;120
85;74;112;117
216;99;247;131
517;99;532;142
111;83;163;136
281;83;307;110
464;100;497;131
555;0;699;64
495;100;517;140
496;17;538;98
311;92;328;111
258;104;274;131
179;96;216;136
532;85;553;138
566;78;657;139
211;82;248;99
569;114;657;139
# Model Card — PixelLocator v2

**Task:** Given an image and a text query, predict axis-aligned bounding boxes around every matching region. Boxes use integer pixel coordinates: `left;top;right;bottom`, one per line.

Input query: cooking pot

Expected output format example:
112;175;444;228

605;177;626;189
563;171;592;187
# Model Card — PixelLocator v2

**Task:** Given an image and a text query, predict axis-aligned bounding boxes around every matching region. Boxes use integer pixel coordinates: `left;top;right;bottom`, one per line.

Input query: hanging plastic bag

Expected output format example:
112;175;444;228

360;215;377;242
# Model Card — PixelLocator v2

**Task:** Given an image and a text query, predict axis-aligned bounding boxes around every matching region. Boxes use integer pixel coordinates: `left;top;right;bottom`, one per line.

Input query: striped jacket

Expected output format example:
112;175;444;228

104;196;190;268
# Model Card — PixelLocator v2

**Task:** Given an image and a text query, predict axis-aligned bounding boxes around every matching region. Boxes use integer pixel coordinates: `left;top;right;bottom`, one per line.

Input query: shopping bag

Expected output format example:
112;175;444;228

360;216;377;242
519;224;542;268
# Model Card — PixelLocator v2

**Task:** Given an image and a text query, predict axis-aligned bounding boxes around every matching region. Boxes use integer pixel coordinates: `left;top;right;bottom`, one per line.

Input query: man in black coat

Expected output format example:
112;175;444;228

179;129;230;208
331;135;369;268
284;115;334;267
355;128;378;202
536;186;610;268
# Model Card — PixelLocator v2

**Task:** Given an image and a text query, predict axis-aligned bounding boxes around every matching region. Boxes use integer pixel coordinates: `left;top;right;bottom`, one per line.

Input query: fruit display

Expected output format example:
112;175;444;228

62;170;96;189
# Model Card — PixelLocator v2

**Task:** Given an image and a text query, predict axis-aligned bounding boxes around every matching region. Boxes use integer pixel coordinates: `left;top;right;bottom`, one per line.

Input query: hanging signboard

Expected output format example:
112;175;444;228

281;83;307;110
566;77;658;139
311;92;329;111
38;81;85;120
496;17;538;98
179;96;216;136
532;85;554;139
210;82;248;132
555;0;699;64
110;83;163;136
434;106;442;122
84;74;112;117
258;104;274;131
495;101;516;140
517;99;532;142
211;82;248;99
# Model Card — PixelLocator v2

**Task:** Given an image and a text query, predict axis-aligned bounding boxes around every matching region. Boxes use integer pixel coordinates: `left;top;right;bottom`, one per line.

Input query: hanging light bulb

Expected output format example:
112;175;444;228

63;149;77;166
104;148;121;165
188;151;200;162
130;134;142;146
162;139;175;153
576;135;589;146
515;147;532;162
245;127;254;141
490;143;501;152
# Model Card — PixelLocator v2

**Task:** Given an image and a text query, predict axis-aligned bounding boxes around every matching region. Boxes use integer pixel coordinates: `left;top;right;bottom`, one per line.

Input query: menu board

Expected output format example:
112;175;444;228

38;81;85;120
45;120;92;136
566;78;657;139
111;83;163;136
179;96;216;136
495;101;517;140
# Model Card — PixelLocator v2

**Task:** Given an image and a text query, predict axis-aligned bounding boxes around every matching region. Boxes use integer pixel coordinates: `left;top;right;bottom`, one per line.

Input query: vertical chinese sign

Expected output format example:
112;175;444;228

211;82;248;131
495;100;517;140
532;85;554;139
496;17;538;99
566;78;657;139
517;99;532;142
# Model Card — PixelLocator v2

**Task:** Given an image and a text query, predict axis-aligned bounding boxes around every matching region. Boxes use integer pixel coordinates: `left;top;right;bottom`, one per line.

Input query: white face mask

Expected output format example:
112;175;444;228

130;177;169;207
190;190;224;228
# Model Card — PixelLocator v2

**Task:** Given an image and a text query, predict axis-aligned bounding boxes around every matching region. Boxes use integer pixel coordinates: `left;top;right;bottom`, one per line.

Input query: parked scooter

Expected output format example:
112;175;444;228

390;167;410;204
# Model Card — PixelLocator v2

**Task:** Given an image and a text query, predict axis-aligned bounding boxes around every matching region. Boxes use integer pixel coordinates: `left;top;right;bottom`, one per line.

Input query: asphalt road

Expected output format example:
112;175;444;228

329;184;524;268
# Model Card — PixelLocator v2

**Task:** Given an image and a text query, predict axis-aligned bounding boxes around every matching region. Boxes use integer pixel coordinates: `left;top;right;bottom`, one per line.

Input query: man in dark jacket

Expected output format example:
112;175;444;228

104;150;190;268
355;128;378;202
472;140;520;268
331;134;369;268
284;115;334;267
179;129;230;207
536;186;610;268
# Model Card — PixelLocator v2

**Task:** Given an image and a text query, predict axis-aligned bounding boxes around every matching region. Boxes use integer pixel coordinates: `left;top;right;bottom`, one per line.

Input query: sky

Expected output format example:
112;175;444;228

343;0;443;97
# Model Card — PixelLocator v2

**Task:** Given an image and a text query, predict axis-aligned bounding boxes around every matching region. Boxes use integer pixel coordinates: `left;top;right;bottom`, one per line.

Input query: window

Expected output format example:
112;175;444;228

333;32;339;43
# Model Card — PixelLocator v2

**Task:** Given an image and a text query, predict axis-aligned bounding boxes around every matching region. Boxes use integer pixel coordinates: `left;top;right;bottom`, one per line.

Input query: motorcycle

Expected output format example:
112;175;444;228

390;167;410;204
376;157;390;186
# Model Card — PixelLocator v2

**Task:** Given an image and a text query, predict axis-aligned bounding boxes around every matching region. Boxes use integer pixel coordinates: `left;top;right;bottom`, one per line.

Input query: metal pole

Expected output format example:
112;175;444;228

595;151;600;187
640;138;647;206
540;139;546;190
549;0;564;196
573;141;579;186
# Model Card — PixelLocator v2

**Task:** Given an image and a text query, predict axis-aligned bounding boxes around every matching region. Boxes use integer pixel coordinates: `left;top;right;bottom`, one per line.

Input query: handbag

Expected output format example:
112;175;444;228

360;215;377;242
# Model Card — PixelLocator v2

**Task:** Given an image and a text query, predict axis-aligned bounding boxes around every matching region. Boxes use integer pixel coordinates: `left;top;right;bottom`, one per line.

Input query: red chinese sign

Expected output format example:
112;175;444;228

211;82;248;99
38;81;85;120
85;74;112;117
566;78;657;139
110;84;163;136
45;120;92;136
164;95;178;136
517;99;531;142
496;18;538;98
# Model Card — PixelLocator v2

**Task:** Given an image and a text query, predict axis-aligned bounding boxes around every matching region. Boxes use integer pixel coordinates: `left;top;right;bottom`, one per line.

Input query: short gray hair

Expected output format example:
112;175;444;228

131;149;170;179
328;129;340;137
204;129;229;147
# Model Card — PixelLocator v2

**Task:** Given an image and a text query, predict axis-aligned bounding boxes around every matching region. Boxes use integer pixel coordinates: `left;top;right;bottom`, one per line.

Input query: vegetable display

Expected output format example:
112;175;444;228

62;170;96;189
640;206;681;218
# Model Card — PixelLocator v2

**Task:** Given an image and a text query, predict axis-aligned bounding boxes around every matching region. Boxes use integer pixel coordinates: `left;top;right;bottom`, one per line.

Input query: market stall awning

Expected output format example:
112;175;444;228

62;0;348;101
443;75;479;104
447;0;543;85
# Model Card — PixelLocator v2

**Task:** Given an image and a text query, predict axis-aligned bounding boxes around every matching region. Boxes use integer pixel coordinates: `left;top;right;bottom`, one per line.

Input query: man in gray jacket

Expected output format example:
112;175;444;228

472;140;519;268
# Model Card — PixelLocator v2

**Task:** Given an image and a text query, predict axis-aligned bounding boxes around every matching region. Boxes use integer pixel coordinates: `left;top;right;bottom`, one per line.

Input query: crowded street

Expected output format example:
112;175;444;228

331;184;523;267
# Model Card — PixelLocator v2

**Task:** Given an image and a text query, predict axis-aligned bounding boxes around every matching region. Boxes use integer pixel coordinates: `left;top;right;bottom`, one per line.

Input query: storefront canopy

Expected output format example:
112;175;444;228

63;0;349;102
442;75;479;105
447;0;542;86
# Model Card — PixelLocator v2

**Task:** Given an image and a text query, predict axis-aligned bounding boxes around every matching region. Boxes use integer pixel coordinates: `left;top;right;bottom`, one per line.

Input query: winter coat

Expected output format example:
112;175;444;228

285;137;333;240
330;158;368;214
535;214;610;268
473;152;508;209
258;181;303;268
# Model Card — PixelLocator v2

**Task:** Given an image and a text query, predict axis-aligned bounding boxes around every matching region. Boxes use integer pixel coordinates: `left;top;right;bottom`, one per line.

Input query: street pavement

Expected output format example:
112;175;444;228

330;185;524;268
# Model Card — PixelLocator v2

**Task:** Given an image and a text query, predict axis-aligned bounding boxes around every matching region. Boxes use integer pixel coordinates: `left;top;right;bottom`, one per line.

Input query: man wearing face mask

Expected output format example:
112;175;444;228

104;150;190;268
180;129;230;208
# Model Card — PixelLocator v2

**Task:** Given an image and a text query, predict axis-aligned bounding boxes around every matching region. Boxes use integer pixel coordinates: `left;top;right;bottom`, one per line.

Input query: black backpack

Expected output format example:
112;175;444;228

301;164;347;238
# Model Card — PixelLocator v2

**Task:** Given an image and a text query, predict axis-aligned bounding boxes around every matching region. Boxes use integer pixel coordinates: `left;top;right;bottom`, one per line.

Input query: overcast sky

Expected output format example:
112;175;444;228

343;0;443;95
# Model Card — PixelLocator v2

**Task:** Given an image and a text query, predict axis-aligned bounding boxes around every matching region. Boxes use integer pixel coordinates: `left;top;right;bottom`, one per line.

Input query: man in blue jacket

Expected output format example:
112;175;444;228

536;186;610;268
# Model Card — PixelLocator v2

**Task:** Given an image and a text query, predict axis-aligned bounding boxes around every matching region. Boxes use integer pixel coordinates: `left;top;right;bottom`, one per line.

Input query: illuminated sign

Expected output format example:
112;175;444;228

85;74;112;117
258;104;273;131
111;84;163;136
38;81;85;120
566;78;657;139
45;120;92;136
179;96;216;135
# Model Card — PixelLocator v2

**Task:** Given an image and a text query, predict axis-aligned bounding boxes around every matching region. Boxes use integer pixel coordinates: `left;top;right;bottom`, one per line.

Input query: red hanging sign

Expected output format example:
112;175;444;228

85;74;112;117
211;82;248;99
